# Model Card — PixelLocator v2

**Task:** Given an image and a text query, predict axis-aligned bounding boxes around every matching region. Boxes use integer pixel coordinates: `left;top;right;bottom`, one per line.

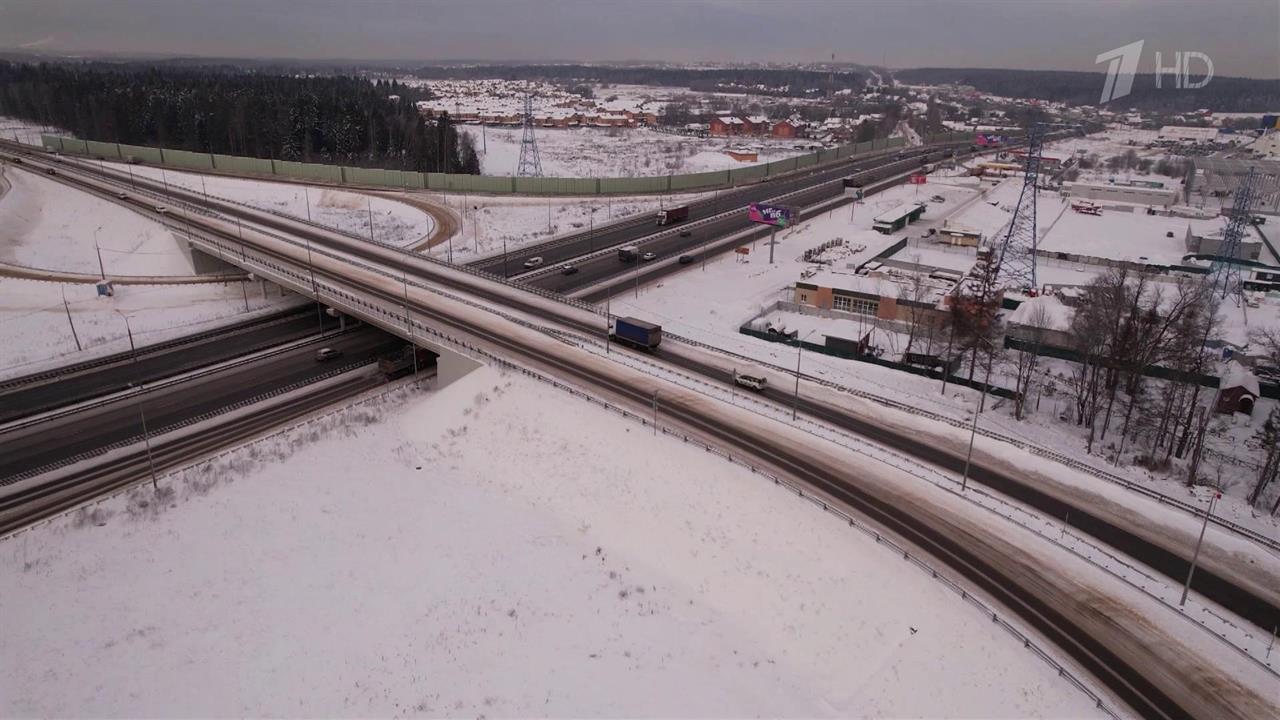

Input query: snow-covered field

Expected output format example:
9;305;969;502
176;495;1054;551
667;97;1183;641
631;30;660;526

0;165;193;276
83;160;434;249
0;116;56;146
0;277;299;379
426;190;712;262
0;366;1109;717
460;125;809;178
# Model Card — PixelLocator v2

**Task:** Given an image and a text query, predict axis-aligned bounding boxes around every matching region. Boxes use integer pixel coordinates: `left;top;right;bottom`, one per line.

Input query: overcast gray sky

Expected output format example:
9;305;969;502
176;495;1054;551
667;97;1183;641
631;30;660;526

1;0;1277;77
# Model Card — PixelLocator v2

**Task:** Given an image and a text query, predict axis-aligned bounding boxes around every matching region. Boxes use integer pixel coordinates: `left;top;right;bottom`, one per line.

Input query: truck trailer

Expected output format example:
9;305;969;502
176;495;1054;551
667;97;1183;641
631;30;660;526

656;205;690;226
611;317;662;350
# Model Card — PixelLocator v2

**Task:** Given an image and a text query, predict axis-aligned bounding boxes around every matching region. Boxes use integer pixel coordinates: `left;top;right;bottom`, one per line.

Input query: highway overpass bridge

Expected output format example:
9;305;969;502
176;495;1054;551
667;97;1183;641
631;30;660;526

3;142;1278;720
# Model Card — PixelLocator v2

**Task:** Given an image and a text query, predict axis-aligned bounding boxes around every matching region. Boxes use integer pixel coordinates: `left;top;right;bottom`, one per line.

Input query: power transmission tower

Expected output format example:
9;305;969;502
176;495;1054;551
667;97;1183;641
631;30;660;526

1207;166;1259;306
517;93;543;178
993;123;1045;294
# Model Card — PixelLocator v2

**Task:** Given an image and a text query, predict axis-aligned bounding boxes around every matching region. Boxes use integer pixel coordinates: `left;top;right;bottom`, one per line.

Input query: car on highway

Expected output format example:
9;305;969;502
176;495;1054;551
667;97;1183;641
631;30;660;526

44;168;56;176
641;252;657;261
679;229;692;237
523;256;544;269
154;205;169;214
116;191;129;199
678;255;695;265
560;264;579;275
314;347;343;362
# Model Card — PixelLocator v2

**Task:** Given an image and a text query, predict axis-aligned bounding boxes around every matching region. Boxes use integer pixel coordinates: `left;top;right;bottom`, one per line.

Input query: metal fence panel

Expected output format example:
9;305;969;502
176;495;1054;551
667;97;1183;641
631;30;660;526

60;138;89;155
728;164;768;185
120;143;163;164
163;148;214;170
85;140;120;159
667;171;724;192
40;135;63;153
212;154;273;175
795;154;818;168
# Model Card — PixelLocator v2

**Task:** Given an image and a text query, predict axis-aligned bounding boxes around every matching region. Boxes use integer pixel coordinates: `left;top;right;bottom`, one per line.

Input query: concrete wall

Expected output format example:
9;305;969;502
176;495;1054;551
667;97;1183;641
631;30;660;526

1064;182;1179;207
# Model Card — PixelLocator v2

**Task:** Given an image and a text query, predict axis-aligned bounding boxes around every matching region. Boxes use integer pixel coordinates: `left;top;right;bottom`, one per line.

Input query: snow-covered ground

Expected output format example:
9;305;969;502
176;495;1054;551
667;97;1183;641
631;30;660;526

0;277;300;379
82;160;434;249
605;178;1280;538
460;125;809;178
425;190;711;262
0;165;193;276
0;366;1110;717
0;115;56;146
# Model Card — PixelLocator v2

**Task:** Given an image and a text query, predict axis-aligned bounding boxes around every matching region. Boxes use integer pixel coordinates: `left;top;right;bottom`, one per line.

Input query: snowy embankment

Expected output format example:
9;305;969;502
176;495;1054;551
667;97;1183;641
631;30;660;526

0;368;1109;718
85;160;434;249
0;165;193;276
459;125;809;178
426;190;711;262
0;278;299;380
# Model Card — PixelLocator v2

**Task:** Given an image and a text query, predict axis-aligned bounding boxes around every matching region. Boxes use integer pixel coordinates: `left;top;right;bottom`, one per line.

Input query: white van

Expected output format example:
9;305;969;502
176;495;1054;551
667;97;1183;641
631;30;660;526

733;367;769;391
522;256;544;269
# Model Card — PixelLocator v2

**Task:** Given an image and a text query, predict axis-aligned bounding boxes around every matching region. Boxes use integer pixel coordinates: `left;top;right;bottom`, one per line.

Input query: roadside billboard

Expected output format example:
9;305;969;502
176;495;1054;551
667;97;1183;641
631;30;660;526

975;133;1008;146
748;202;793;227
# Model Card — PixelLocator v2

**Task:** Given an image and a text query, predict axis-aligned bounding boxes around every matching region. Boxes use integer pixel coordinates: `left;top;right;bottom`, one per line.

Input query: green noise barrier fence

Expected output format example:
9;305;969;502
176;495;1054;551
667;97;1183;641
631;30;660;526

40;130;978;196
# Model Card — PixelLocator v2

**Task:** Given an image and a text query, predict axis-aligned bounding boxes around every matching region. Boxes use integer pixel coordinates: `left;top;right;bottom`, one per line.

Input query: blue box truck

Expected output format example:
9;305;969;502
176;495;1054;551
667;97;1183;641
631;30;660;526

612;317;662;350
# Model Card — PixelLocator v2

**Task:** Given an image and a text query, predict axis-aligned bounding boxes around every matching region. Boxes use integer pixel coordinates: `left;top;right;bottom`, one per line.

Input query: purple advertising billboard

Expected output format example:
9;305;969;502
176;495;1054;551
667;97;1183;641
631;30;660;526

975;133;1008;147
748;202;793;227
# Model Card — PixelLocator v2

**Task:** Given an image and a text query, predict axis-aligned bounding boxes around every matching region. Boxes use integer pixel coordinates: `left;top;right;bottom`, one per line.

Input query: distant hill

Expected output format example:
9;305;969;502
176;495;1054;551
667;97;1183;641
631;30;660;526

893;67;1280;113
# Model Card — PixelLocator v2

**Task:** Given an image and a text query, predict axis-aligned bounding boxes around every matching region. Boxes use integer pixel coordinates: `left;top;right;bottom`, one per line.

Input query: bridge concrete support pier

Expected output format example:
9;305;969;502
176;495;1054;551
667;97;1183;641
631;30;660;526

433;345;482;388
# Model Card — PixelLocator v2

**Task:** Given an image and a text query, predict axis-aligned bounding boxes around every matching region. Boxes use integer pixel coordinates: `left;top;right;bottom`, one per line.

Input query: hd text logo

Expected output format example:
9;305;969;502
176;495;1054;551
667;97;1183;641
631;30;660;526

1095;40;1214;103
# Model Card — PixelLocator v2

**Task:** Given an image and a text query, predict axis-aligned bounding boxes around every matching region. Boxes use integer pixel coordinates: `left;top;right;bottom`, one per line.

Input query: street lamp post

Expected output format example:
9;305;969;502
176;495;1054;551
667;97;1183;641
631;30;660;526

792;329;817;421
1180;491;1221;607
117;311;159;490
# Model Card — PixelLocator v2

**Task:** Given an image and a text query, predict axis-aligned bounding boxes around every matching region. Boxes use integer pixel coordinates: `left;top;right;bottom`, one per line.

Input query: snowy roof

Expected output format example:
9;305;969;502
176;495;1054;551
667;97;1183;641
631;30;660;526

874;202;926;224
716;116;745;125
746;115;770;125
1221;361;1261;396
1007;295;1073;332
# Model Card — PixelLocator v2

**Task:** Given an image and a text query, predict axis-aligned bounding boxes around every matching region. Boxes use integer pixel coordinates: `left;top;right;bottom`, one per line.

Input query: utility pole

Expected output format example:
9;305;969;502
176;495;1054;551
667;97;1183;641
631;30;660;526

303;185;312;222
652;390;659;436
61;285;82;352
961;341;996;492
502;238;509;278
768;225;777;264
304;237;323;333
118;311;159;490
1180;491;1220;607
93;226;106;280
792;330;816;420
366;196;376;243
402;269;418;376
605;297;611;354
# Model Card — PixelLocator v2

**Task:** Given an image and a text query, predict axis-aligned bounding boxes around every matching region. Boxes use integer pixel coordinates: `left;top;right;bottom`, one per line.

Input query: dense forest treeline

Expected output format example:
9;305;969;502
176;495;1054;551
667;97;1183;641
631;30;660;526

0;61;479;173
893;67;1280;113
412;64;864;97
